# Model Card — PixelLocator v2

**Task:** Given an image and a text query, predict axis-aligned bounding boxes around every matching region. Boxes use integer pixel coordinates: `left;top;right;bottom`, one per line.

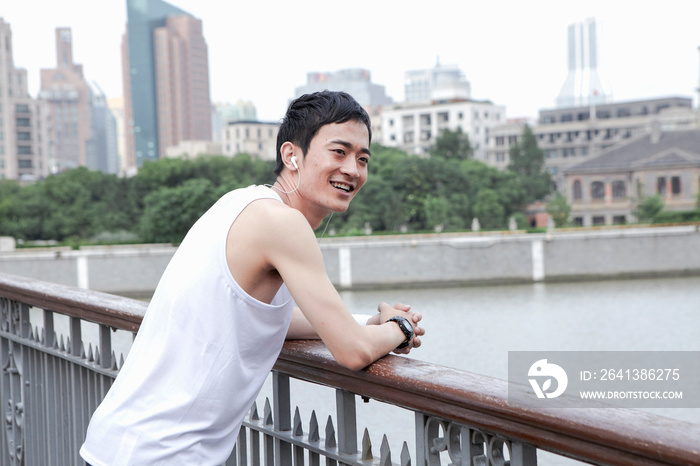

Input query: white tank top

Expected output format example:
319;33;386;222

81;185;294;466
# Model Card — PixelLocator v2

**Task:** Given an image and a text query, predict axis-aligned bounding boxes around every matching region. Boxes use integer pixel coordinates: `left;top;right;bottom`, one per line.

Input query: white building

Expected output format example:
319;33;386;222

404;60;471;103
294;68;392;108
380;99;505;160
164;140;223;159
556;18;611;109
222;121;279;162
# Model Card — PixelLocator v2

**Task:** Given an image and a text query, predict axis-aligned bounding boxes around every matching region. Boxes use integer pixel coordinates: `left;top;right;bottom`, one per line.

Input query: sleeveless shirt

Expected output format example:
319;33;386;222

80;185;294;465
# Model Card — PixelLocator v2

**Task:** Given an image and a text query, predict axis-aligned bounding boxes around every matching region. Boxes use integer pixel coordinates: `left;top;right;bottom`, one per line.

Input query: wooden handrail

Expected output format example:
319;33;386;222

1;272;698;465
0;272;146;332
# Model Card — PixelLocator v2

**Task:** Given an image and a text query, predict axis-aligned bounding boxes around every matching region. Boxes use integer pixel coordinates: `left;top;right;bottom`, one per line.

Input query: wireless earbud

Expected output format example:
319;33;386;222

291;156;298;170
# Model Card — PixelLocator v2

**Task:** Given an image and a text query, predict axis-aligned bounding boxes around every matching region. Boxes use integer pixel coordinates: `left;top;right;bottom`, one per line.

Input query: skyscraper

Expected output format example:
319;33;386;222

0;18;49;181
122;0;212;170
39;28;92;173
556;18;611;109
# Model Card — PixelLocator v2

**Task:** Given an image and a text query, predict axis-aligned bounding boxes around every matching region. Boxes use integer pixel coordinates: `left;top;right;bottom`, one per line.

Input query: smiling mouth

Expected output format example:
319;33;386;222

330;181;354;193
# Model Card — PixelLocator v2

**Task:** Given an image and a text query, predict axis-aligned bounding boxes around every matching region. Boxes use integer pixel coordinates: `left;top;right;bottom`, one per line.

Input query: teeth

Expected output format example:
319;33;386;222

331;182;351;192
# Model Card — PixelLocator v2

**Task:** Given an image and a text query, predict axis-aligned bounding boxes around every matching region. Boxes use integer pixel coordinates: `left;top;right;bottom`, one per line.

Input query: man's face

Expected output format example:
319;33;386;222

296;120;370;215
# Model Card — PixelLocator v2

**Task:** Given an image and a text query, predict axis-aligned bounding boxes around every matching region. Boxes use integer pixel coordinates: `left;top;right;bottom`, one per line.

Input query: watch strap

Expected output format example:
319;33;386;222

387;315;414;349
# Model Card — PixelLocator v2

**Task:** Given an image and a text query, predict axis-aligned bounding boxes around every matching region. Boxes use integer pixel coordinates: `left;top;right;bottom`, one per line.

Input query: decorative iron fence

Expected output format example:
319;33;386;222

0;272;698;465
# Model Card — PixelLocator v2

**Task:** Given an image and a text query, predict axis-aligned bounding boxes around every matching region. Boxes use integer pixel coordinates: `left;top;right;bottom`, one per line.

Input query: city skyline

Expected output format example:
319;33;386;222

3;0;700;122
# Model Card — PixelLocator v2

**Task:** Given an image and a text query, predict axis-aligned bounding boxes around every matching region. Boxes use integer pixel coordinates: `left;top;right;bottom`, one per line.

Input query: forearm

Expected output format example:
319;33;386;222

286;307;375;339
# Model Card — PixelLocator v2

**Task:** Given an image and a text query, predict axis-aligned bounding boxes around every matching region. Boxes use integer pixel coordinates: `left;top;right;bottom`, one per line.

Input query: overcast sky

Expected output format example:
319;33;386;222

3;1;699;122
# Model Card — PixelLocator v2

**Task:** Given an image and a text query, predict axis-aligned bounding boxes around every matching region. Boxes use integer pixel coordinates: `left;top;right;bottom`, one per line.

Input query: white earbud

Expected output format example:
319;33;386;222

291;156;298;170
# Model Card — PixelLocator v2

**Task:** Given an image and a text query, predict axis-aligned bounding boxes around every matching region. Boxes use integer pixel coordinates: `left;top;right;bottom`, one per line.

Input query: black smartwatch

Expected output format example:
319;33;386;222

387;316;414;349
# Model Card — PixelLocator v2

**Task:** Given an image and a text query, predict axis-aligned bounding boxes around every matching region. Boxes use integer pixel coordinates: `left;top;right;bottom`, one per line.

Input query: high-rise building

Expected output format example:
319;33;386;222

556;18;611;109
107;97;127;174
404;60;471;103
294;68;393;108
87;82;120;174
122;0;212;169
40;28;119;175
39;28;93;173
0;18;50;181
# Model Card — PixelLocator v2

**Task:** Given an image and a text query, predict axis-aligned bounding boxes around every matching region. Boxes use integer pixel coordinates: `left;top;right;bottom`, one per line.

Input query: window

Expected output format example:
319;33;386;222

592;216;605;225
496;136;505;146
15;104;29;113
612;181;626;199
573;217;584;226
591;181;605;200
573;180;582;200
17;146;32;155
613;215;626;225
671;176;681;195
656;177;666;195
18;159;33;168
16;118;30;127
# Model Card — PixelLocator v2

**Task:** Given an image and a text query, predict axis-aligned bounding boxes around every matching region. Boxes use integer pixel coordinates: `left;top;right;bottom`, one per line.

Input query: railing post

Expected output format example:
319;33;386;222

336;389;357;456
273;371;292;465
98;324;112;369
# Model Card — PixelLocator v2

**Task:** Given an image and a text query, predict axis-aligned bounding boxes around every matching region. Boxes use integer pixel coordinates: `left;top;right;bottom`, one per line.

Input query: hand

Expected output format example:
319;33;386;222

377;302;425;354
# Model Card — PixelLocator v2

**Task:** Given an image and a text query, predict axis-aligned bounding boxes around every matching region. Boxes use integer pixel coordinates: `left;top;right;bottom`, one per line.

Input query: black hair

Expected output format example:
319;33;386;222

274;91;372;175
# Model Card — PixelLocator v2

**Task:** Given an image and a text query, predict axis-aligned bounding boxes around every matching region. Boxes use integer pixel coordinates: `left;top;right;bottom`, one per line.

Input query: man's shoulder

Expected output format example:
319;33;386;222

239;197;310;234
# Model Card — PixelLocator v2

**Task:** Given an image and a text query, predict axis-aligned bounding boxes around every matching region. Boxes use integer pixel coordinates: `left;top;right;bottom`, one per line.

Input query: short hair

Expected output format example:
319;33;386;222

275;91;372;175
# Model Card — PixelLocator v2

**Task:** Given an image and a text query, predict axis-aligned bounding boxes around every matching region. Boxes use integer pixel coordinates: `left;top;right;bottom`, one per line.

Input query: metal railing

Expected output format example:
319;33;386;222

0;272;699;465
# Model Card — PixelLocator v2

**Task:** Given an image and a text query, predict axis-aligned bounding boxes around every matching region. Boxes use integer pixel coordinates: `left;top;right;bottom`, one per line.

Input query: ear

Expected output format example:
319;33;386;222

280;141;298;171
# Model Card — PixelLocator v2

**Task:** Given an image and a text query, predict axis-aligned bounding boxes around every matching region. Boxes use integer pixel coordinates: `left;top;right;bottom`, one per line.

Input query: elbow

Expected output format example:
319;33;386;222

333;347;375;372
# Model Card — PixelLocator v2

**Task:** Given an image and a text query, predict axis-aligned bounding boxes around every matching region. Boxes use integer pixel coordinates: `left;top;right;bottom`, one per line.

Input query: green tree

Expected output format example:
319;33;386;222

507;125;552;209
472;189;505;230
430;127;473;161
635;194;665;223
424;195;449;231
546;193;571;227
139;178;217;243
0;180;21;236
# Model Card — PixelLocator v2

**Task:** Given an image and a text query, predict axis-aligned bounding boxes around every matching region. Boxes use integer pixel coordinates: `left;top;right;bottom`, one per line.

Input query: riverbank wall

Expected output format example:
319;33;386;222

1;225;698;295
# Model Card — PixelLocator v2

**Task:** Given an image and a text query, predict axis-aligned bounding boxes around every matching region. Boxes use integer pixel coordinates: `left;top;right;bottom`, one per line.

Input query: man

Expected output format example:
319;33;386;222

80;91;424;465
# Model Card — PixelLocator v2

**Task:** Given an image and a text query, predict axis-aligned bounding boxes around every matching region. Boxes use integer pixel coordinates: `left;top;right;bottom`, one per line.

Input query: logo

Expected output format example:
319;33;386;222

528;359;568;399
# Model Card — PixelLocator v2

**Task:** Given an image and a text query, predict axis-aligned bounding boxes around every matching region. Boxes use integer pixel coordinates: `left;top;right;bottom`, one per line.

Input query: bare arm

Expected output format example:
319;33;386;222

287;304;424;355
259;205;423;370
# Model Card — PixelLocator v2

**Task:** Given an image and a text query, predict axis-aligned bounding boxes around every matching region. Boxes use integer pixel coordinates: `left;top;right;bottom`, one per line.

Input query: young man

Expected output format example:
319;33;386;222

80;91;424;465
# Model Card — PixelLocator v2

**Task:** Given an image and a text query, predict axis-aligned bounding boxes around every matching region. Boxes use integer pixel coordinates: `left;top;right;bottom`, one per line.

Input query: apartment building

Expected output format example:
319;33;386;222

0;18;50;181
380;99;505;161
223;121;279;162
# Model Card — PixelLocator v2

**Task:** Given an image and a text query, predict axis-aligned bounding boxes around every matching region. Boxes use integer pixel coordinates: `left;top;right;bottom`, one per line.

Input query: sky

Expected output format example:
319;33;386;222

3;1;700;122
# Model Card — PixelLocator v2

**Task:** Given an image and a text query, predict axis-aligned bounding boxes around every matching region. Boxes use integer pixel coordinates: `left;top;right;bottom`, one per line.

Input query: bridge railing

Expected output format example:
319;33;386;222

0;272;698;465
